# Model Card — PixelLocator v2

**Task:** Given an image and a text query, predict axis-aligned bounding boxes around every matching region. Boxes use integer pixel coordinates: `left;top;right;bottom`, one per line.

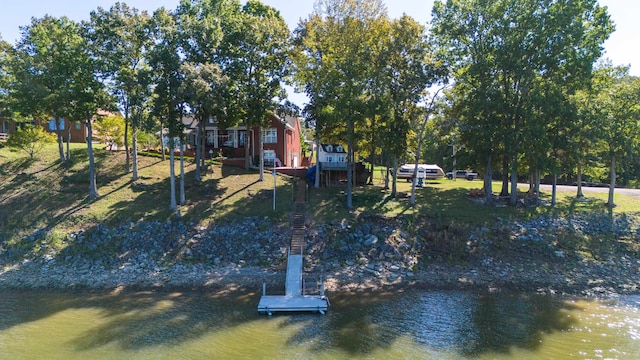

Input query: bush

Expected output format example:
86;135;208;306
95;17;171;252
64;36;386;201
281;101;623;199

6;125;56;159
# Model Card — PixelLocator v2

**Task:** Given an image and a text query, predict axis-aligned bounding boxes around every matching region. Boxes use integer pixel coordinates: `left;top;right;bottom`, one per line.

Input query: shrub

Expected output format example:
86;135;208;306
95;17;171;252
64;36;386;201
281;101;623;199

6;125;56;159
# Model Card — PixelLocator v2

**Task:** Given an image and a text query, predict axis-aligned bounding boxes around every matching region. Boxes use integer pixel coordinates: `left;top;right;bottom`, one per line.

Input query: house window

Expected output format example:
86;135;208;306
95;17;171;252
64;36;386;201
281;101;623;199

48;118;64;131
264;149;275;166
263;128;277;144
224;129;237;147
239;131;247;147
75;122;81;130
2;120;8;133
206;131;215;145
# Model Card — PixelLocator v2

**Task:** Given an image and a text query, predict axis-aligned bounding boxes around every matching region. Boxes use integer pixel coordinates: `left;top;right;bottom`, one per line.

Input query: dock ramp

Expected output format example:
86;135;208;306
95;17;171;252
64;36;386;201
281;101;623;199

258;180;329;315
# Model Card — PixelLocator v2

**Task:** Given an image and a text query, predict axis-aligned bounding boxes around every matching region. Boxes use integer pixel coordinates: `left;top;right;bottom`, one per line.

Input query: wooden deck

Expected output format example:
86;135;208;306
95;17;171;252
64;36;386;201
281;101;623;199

257;179;329;315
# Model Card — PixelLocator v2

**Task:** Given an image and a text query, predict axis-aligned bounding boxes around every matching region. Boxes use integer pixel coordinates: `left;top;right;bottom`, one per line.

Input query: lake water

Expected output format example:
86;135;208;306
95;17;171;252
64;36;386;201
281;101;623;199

0;288;638;359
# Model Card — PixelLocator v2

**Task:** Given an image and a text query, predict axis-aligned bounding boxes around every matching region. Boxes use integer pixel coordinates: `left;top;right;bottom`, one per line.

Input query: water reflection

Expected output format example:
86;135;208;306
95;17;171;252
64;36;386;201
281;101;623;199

0;288;638;359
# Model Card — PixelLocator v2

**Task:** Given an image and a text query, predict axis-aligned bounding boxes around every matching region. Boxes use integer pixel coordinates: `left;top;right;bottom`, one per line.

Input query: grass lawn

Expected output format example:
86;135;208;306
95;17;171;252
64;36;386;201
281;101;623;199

0;144;295;240
1;144;638;246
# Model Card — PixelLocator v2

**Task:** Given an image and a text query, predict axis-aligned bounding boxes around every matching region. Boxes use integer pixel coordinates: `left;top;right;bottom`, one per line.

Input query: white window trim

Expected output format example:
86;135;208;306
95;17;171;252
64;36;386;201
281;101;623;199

263;128;277;144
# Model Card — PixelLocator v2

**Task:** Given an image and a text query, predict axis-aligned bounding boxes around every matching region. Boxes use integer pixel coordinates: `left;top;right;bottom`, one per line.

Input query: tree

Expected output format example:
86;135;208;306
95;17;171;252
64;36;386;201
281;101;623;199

294;0;387;209
95;114;126;150
87;3;154;180
231;0;290;179
575;65;640;207
149;7;187;212
0;37;13;115
431;0;614;206
11;16;92;162
5;124;56;159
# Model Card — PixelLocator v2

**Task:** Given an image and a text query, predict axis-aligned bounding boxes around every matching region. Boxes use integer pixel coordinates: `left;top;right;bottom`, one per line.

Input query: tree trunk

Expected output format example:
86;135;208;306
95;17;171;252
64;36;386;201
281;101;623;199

484;154;493;204
194;123;201;183
551;172;557;206
346;117;354;209
607;153;616;208
180;145;186;205
409;158;419;207
56;125;65;162
160;126;166;161
66;125;71;160
576;161;584;198
500;156;509;196
169;144;177;211
510;156;518;206
132;126;139;181
124;121;131;173
391;156;398;197
86;117;99;200
258;126;264;182
245;128;252;170
314;137;320;188
535;169;541;205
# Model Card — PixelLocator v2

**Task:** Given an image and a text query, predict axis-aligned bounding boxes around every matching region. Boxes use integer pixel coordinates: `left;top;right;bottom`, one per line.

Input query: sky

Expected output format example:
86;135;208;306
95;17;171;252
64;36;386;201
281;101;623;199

1;0;637;107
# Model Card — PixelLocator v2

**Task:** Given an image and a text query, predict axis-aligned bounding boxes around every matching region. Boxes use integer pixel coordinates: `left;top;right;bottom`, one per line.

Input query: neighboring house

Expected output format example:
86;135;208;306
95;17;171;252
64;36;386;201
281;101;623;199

43;118;88;143
311;143;371;186
0;111;121;143
0;116;97;144
317;144;347;170
0;117;15;142
180;113;305;168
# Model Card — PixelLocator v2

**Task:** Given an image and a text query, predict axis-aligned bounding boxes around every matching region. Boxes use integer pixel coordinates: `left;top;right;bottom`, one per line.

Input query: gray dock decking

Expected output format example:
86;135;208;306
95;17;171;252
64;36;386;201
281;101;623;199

257;180;329;315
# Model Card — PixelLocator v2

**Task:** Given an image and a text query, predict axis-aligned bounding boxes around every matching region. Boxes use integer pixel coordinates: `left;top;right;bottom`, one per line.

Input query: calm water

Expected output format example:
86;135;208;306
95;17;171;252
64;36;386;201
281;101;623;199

0;288;638;359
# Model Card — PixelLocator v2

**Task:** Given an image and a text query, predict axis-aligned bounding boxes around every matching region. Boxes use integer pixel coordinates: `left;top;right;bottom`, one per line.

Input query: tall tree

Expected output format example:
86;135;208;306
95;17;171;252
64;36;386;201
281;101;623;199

0;37;12;116
575;65;640;207
11;16;92;162
149;8;187;211
70;24;115;200
431;0;614;206
175;0;231;183
87;3;154;180
230;0;290;179
294;0;386;209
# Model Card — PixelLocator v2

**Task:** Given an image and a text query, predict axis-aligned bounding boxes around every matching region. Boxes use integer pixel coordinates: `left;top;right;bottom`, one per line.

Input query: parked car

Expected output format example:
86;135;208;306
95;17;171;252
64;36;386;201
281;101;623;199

394;164;445;182
446;170;478;181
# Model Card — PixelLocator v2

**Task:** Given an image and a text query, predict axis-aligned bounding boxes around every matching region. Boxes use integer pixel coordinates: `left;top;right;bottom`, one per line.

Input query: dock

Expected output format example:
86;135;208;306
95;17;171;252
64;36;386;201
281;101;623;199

257;179;329;315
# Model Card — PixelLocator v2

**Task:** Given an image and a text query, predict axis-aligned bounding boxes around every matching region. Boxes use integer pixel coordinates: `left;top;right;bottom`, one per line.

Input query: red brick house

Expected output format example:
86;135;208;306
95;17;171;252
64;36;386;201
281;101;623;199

181;113;307;168
1;110;122;144
0;117;90;143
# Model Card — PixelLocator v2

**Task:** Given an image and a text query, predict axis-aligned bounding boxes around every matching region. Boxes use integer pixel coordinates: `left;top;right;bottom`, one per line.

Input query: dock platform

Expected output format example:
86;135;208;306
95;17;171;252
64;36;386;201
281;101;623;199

257;179;329;315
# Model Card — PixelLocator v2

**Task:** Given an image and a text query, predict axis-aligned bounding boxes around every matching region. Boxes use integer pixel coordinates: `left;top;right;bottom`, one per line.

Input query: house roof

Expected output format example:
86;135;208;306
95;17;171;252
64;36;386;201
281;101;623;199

320;144;346;153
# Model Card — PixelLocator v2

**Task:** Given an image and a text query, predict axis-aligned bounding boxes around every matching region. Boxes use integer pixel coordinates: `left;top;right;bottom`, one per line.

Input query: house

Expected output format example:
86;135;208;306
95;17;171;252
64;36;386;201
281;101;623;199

309;143;371;185
317;144;347;170
0;115;106;144
0;116;15;142
180;113;306;169
0;111;121;143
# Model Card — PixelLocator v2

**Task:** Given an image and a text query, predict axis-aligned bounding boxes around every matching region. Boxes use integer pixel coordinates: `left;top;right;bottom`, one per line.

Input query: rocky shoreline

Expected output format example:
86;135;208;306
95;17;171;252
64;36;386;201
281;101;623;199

1;212;639;297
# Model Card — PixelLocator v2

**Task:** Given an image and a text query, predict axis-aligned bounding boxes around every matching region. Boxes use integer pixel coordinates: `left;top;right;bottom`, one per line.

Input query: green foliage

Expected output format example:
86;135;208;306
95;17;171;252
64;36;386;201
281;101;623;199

431;0;615;202
6;124;56;159
95;114;126;148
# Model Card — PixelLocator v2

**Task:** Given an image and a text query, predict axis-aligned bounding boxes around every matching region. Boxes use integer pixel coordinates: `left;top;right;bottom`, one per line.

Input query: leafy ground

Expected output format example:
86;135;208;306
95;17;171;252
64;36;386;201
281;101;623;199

0;143;638;261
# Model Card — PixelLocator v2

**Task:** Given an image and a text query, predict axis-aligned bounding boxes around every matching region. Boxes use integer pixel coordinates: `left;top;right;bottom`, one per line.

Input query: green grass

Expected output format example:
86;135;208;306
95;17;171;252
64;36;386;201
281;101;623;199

1;144;638;256
0;144;294;242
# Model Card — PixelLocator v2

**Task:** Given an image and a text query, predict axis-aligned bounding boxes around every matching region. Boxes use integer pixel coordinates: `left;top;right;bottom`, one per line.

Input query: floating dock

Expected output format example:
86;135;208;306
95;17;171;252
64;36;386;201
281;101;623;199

258;180;329;315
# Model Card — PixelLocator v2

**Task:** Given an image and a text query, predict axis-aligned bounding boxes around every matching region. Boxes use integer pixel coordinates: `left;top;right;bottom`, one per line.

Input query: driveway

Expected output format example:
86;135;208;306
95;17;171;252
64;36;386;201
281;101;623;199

538;184;640;198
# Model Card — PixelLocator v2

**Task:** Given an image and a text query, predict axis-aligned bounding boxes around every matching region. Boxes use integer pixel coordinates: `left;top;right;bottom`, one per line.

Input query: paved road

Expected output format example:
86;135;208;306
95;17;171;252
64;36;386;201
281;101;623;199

538;184;640;198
